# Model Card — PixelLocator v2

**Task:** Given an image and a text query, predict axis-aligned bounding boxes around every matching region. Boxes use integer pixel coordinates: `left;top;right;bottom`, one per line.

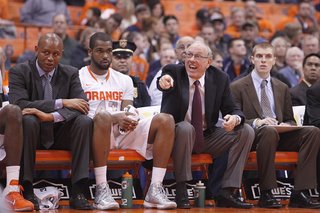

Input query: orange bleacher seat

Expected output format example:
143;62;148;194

0;39;25;61
7;2;24;23
68;6;83;26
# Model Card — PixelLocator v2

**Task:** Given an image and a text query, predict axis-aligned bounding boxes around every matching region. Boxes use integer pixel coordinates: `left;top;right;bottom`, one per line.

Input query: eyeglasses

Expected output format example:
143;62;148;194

186;53;209;60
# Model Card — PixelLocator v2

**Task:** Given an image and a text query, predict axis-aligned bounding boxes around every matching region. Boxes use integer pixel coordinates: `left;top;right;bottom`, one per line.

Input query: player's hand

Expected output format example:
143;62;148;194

159;74;174;90
62;98;89;114
22;108;54;122
257;117;278;126
113;112;139;131
222;114;237;131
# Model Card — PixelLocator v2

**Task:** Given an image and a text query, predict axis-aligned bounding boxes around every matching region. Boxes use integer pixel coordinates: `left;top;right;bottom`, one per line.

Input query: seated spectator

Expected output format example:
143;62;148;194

146;41;173;87
0;0;8;20
142;17;164;62
290;1;317;33
163;15;180;48
116;0;136;32
126;31;149;81
222;38;250;82
191;9;210;31
210;12;231;59
106;13;122;40
149;36;193;105
126;4;151;32
81;7;101;26
271;37;288;72
240;20;267;60
244;0;275;41
52;14;78;65
201;23;217;51
20;0;72;26
148;0;164;19
70;28;98;69
290;53;320;106
301;35;320;56
211;49;223;70
1;105;34;211
230;42;320;209
80;0;117;23
111;40;151;108
278;47;304;87
79;33;177;209
284;23;303;47
225;8;246;38
149;48;176;106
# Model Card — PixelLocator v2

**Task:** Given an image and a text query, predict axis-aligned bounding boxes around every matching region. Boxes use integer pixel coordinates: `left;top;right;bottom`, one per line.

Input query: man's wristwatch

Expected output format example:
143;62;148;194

236;115;241;126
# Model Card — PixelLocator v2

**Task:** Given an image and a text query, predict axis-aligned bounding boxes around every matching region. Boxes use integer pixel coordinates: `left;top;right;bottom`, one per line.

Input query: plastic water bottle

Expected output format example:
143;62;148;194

194;181;206;208
121;172;133;208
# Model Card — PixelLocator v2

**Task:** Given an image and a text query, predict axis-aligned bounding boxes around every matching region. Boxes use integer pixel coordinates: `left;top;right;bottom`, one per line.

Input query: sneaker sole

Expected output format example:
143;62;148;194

93;202;119;210
5;205;34;212
143;200;177;209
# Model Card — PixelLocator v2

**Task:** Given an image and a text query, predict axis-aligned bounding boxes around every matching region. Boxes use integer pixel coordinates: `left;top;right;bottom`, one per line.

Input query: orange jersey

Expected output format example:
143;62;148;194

130;55;149;82
224;25;241;38
80;2;117;23
2;70;8;94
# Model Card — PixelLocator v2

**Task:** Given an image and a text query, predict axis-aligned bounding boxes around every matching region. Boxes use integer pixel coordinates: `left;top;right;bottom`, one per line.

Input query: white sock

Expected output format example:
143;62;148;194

94;166;107;185
151;167;166;185
6;166;20;186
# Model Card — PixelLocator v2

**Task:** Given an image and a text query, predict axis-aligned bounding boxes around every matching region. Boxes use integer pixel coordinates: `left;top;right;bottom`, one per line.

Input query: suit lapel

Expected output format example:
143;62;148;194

204;71;216;124
51;65;62;99
30;59;44;99
181;71;189;119
271;78;282;120
244;74;262;117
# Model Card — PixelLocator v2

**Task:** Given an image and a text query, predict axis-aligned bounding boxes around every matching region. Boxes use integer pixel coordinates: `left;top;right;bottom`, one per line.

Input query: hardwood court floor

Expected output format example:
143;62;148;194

6;207;320;213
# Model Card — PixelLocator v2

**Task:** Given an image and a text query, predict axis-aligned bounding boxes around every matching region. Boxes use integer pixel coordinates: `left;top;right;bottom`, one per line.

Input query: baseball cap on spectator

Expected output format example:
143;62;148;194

241;20;259;30
196;9;210;24
210;14;223;23
135;4;150;15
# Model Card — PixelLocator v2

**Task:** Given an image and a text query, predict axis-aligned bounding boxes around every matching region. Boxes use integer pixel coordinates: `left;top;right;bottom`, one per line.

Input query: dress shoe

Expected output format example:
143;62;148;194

69;193;93;210
175;190;191;209
259;190;282;208
216;192;253;209
24;194;40;211
289;190;320;209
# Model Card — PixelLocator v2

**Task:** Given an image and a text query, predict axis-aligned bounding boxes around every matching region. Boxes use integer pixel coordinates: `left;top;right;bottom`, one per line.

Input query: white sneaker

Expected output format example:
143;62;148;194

143;182;177;209
93;182;119;210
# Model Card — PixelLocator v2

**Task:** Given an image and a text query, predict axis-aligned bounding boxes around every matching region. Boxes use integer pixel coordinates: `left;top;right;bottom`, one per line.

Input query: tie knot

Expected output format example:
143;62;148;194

43;73;50;81
194;80;200;87
261;80;267;88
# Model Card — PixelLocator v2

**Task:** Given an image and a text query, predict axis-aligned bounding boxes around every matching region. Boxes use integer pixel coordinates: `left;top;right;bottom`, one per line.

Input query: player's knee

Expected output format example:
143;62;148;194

93;111;112;128
4;104;22;122
154;113;175;129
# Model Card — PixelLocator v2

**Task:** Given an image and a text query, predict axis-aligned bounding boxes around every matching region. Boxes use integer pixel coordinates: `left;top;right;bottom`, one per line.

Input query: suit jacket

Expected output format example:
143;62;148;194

230;73;296;126
9;58;87;122
158;63;245;136
290;80;308;106
304;82;320;128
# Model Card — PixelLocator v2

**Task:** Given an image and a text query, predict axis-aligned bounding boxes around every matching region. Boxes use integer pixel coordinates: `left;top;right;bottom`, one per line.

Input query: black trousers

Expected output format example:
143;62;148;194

20;114;93;185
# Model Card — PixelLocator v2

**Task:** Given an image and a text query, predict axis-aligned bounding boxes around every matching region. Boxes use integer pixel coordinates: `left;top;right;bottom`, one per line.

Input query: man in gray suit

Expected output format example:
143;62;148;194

158;41;254;209
9;33;93;210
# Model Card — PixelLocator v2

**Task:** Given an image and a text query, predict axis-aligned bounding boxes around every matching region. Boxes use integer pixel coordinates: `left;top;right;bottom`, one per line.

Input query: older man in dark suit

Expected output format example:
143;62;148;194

290;53;320;106
157;41;255;209
9;33;93;210
230;42;320;208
